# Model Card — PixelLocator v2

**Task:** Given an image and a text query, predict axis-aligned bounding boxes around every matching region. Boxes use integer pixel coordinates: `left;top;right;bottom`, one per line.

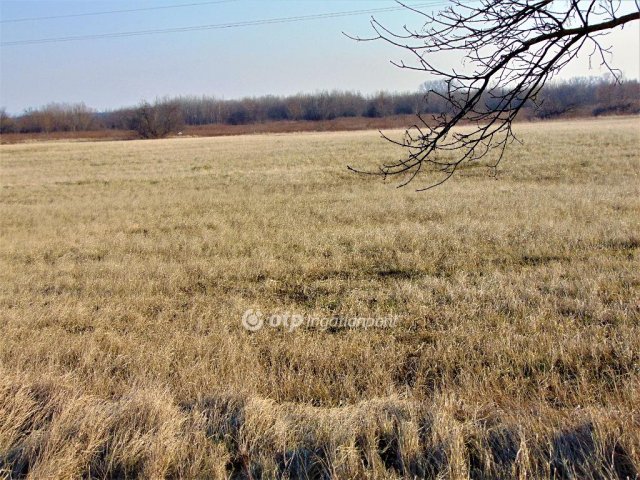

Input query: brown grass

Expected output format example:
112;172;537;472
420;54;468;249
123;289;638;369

0;129;138;145
2;114;632;146
0;116;639;478
0;116;420;145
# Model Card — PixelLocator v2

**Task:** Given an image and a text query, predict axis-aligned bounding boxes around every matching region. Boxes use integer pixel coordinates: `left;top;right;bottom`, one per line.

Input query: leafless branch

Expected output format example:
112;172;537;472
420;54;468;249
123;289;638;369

347;0;639;190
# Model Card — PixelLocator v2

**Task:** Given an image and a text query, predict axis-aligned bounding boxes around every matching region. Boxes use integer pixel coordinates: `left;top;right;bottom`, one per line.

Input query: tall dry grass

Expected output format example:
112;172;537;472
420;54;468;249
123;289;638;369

0;116;639;478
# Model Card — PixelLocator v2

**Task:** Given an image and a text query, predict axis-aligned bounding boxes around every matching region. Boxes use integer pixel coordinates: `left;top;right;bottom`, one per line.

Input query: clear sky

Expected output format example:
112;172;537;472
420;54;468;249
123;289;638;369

1;0;639;114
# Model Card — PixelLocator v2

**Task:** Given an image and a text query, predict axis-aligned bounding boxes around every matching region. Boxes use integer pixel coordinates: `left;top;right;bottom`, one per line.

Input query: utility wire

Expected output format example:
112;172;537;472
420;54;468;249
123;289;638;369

3;0;634;24
1;2;448;47
0;0;238;24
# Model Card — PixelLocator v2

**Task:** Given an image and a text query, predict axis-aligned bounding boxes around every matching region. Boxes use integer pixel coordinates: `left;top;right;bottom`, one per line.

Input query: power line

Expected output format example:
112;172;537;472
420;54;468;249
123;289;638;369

0;2;447;47
0;0;238;24
3;0;634;25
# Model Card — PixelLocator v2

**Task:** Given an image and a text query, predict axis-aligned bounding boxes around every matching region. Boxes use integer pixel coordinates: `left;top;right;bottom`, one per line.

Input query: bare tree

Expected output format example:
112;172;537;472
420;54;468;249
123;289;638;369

131;99;183;139
348;0;640;190
0;108;16;134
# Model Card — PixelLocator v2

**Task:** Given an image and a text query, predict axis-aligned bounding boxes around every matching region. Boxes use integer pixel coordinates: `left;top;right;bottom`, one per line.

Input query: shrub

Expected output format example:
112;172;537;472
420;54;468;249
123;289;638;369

131;99;183;139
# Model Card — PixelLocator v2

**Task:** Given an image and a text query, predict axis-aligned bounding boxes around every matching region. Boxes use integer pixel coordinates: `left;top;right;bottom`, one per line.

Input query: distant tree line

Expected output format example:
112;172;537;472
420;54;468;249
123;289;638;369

1;102;96;134
1;76;638;138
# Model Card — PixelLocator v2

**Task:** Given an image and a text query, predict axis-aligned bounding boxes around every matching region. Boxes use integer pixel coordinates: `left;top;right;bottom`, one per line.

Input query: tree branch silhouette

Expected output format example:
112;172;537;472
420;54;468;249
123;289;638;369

347;0;640;190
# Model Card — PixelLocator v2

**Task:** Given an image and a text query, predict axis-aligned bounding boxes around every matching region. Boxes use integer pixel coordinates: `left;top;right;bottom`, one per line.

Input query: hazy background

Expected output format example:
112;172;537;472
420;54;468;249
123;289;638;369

1;0;639;114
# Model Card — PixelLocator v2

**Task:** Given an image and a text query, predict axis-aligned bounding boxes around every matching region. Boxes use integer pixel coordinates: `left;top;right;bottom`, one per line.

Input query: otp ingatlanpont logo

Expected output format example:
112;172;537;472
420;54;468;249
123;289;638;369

241;309;264;331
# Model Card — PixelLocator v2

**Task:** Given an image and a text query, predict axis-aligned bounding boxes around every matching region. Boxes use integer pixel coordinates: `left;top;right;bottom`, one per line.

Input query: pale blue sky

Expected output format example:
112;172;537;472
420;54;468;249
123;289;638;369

1;0;638;114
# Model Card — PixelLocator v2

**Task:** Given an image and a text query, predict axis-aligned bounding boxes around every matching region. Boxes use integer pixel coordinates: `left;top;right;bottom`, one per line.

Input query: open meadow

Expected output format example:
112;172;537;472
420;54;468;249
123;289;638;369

1;116;639;479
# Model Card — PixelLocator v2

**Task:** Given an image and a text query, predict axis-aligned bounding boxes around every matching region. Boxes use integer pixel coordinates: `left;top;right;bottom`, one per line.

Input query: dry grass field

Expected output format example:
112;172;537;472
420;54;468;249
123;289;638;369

1;116;639;479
